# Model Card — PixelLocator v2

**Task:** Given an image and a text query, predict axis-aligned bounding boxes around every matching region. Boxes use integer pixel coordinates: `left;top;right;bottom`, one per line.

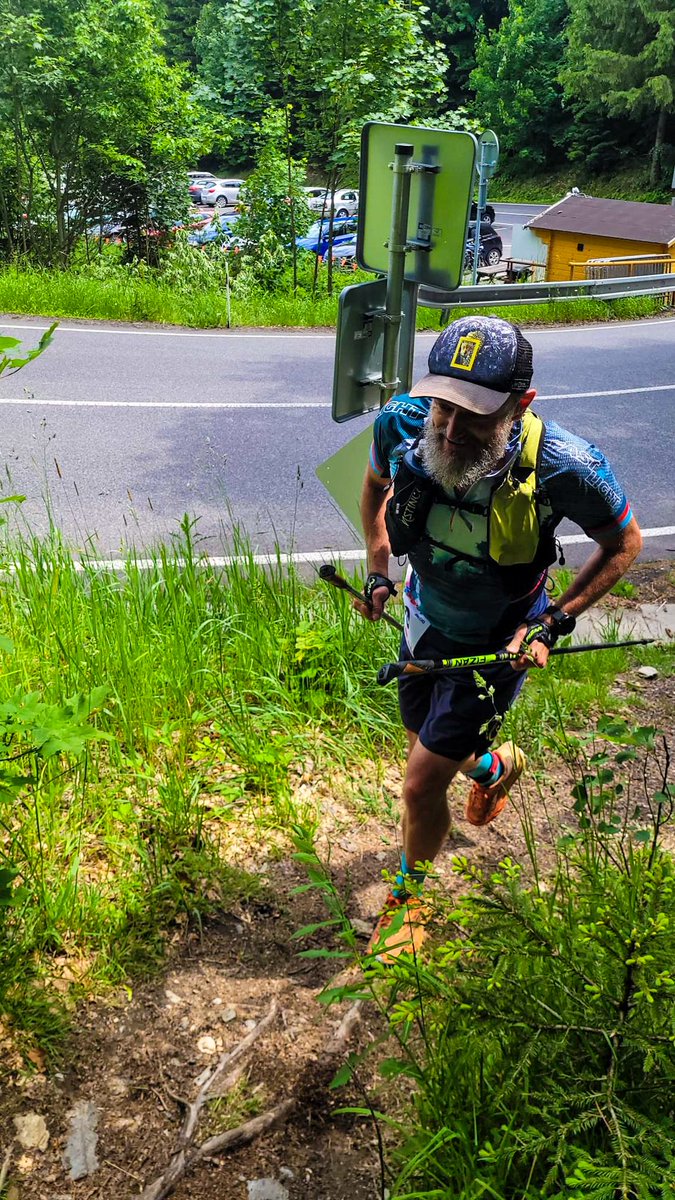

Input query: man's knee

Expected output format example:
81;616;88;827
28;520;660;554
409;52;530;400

403;739;463;815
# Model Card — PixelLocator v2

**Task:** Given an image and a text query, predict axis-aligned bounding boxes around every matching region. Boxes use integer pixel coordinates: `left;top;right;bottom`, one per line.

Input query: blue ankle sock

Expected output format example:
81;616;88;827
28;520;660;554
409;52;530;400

392;851;426;901
467;751;504;786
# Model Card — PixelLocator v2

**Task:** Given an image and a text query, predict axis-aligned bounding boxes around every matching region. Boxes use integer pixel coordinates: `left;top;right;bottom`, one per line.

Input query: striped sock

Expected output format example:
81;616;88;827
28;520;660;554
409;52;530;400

467;751;504;787
392;851;426;901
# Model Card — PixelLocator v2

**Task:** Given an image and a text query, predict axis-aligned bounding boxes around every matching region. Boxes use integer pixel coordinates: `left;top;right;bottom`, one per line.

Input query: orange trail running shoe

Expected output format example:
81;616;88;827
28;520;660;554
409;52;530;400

465;741;526;827
365;893;429;964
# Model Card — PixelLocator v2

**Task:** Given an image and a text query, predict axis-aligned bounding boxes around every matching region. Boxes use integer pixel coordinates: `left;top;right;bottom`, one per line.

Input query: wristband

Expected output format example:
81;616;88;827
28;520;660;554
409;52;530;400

544;604;577;643
521;620;553;651
364;573;397;603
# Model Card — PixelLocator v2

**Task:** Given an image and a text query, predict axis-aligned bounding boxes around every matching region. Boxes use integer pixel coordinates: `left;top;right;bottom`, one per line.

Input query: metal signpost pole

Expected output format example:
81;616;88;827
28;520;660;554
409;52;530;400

471;140;487;287
380;143;414;407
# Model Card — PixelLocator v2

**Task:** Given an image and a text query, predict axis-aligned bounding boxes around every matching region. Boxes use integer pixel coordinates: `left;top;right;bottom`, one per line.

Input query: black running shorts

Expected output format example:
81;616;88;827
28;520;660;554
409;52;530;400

397;632;528;761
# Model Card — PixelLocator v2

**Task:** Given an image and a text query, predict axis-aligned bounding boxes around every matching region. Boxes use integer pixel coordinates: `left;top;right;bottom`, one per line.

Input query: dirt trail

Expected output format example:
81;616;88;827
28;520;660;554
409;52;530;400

2;563;672;1200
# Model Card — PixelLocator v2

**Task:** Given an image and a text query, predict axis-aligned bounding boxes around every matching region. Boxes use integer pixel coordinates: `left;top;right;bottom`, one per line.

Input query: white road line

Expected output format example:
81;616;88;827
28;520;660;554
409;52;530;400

558;526;675;546
23;526;675;573
0;316;674;338
0;382;672;409
0;398;329;408
0;321;334;339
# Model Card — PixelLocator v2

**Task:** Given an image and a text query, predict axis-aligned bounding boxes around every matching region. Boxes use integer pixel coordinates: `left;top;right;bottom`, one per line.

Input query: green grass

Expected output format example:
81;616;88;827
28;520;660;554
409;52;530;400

0;265;668;330
0;514;671;1054
491;160;672;205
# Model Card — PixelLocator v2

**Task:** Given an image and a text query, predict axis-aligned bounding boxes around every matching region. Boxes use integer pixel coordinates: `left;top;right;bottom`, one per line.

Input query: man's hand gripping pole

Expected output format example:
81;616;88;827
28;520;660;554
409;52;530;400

319;564;404;633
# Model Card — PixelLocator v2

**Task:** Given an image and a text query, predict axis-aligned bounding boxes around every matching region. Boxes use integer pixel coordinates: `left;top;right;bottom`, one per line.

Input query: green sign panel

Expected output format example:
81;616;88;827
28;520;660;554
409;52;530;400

478;129;500;180
356;122;477;291
332;277;418;422
315;425;373;539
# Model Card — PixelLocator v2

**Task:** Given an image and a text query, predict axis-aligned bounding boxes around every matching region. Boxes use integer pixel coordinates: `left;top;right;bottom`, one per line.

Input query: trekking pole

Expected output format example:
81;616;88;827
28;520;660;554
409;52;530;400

319;563;404;633
377;637;656;686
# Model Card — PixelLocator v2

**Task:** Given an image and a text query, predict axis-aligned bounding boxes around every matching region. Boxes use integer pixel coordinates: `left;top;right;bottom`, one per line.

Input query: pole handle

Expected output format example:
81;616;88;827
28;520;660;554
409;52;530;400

377;660;436;685
319;564;404;633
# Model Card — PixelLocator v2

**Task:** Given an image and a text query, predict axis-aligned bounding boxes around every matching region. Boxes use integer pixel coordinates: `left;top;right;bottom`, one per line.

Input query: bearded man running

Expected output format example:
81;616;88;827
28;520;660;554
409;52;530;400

353;315;642;961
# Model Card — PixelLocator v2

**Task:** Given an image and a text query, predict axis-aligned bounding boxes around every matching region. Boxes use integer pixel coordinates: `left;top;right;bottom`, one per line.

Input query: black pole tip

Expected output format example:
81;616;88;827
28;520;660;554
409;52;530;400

319;563;336;580
394;143;414;156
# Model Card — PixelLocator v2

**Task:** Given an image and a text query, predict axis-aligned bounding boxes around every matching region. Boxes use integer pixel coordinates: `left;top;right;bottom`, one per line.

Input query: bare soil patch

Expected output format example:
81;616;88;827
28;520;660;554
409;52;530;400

1;666;672;1200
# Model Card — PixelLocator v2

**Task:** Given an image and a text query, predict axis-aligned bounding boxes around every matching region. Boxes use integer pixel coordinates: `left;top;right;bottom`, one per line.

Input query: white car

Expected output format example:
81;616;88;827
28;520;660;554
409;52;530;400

303;187;330;213
201;178;245;208
331;188;359;217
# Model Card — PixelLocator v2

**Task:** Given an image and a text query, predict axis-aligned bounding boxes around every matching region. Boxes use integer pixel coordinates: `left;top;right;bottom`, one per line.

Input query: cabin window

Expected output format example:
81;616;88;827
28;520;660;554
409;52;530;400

577;243;585;251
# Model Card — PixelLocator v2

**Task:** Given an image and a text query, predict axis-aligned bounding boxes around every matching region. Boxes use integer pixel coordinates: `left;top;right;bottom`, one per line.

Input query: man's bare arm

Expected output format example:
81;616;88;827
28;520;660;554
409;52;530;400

353;465;394;622
555;517;643;617
507;517;643;669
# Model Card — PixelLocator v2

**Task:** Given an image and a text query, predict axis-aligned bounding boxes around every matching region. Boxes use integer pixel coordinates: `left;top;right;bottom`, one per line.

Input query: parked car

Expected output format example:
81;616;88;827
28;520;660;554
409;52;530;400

188;173;216;203
322;234;358;268
303;187;330;214
465;222;503;267
187;213;240;247
331;188;358;217
470;201;495;225
201;178;245;208
296;215;358;256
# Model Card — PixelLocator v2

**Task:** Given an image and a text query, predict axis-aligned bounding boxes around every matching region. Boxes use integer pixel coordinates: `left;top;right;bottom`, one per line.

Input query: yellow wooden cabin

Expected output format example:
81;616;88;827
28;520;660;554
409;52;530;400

524;195;675;281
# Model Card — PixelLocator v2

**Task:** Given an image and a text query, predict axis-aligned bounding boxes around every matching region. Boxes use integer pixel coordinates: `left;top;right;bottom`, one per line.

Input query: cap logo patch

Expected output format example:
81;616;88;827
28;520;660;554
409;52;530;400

451;334;482;372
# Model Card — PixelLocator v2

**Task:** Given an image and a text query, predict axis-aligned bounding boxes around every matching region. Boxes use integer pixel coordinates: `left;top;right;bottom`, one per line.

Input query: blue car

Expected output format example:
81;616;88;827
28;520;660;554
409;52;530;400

188;214;240;247
296;216;358;256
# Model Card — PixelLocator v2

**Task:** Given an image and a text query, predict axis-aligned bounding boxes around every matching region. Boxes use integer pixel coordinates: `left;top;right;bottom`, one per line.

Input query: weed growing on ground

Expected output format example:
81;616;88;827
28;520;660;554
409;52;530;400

302;720;675;1199
0;264;666;329
0;517;671;1055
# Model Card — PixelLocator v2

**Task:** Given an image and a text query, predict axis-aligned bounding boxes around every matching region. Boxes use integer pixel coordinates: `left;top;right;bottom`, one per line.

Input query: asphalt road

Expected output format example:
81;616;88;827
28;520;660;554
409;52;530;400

0;311;673;565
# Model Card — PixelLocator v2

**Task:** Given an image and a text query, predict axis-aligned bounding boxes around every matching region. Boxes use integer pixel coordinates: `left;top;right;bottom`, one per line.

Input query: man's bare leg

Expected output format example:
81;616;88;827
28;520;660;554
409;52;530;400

401;733;479;871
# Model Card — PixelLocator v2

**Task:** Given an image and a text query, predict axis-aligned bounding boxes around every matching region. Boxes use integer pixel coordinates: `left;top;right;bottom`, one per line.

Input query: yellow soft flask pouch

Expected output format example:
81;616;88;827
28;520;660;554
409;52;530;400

489;410;544;567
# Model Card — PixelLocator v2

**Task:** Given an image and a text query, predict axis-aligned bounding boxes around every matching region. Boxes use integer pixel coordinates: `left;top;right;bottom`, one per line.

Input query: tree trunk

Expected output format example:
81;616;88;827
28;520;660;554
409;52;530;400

650;107;667;188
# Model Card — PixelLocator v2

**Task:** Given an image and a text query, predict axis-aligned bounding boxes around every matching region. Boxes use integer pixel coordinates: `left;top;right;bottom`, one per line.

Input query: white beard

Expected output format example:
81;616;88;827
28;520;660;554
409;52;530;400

420;411;514;493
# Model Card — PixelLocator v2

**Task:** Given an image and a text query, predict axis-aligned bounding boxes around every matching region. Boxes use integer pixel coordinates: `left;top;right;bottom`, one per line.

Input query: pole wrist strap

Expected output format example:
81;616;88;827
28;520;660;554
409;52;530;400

364;573;397;602
521;619;555;650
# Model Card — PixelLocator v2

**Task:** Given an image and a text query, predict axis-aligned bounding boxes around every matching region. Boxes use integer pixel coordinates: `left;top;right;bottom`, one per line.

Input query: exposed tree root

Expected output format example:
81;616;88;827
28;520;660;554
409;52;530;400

139;998;363;1200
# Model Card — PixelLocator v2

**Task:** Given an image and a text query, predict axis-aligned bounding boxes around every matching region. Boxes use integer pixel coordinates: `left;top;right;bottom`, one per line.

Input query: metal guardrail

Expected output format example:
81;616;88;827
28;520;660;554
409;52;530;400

418;271;675;309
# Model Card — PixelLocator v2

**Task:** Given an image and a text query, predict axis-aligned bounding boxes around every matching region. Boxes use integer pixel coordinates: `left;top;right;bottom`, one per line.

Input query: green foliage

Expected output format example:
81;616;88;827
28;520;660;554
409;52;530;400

326;721;675;1197
0;0;207;265
563;0;675;183
234;106;313;283
0;264;667;329
471;0;569;169
424;0;508;106
0;322;56;376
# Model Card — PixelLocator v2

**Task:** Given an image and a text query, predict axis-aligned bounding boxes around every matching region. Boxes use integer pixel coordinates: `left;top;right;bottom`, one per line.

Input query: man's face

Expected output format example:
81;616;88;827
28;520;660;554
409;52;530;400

421;395;520;492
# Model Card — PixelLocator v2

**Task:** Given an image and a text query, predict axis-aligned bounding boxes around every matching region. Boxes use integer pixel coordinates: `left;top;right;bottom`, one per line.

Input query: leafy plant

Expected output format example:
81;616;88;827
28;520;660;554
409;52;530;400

351;720;675;1198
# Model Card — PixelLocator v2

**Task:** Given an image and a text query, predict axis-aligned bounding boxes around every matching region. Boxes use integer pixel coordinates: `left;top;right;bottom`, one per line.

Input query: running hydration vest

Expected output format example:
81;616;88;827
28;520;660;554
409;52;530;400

394;411;557;598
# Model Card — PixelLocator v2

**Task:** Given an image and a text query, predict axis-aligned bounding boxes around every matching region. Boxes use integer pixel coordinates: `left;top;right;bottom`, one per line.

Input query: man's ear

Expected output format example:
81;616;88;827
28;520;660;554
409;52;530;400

517;388;536;413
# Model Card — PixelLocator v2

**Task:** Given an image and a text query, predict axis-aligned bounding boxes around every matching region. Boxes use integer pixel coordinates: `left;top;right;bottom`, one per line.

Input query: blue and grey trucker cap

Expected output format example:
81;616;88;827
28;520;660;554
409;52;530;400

409;316;533;415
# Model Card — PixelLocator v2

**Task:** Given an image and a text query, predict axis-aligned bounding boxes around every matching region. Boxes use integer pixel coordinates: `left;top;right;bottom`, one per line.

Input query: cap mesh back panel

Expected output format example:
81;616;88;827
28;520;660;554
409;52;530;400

512;328;533;393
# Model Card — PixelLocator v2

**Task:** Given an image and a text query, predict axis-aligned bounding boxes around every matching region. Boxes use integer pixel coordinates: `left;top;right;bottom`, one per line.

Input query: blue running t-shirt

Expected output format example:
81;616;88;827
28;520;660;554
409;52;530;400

370;396;633;648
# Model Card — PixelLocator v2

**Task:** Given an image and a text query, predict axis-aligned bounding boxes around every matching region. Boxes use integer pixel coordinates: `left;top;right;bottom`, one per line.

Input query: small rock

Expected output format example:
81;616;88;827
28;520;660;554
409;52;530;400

164;989;184;1006
197;1035;217;1055
221;1006;237;1023
244;1019;257;1031
13;1113;49;1152
247;1180;289;1200
350;918;372;938
16;1154;34;1174
106;1077;129;1097
211;997;222;1006
637;665;658;680
279;1167;295;1181
63;1100;99;1181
